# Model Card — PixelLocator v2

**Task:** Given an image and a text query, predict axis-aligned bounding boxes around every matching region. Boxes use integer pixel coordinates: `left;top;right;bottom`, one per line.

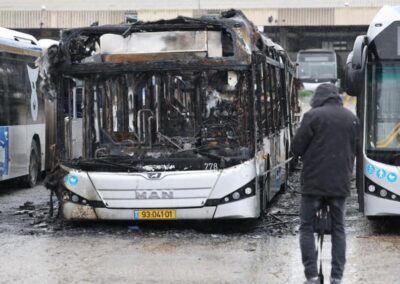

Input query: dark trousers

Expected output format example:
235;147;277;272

299;195;346;279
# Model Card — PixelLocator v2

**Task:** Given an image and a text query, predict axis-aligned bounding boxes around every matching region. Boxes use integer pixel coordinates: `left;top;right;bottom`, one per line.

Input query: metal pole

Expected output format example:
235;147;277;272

198;0;201;15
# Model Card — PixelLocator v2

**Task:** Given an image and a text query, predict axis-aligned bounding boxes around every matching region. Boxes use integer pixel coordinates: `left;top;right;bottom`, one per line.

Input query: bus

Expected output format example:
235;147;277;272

0;28;46;187
42;10;299;221
297;49;339;92
346;5;400;217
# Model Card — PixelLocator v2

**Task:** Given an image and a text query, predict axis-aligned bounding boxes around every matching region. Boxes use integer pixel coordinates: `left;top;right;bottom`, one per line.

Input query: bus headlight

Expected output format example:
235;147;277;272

244;187;252;195
365;177;400;202
368;185;376;192
71;195;80;203
205;179;256;206
232;192;241;200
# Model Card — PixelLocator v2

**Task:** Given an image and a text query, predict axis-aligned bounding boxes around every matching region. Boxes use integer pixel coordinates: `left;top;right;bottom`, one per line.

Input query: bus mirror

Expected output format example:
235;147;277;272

345;50;366;97
351;35;368;70
345;36;368;97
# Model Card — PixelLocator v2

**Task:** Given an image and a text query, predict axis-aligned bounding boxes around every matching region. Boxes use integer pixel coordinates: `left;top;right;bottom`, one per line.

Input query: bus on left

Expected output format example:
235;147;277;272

0;27;49;187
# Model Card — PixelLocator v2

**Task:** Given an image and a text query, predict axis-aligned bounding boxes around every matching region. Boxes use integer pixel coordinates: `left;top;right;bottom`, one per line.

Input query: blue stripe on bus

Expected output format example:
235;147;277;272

0;127;9;176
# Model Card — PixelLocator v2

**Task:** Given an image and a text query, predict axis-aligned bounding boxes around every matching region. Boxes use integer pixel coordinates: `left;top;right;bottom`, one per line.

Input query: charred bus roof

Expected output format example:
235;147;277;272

55;10;287;76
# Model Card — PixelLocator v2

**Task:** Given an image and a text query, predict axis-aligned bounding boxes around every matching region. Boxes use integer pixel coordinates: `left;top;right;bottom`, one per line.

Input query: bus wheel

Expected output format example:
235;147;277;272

26;141;40;188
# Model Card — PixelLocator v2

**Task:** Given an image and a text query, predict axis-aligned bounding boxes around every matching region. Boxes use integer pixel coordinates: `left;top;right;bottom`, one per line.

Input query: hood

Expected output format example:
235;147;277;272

310;83;342;108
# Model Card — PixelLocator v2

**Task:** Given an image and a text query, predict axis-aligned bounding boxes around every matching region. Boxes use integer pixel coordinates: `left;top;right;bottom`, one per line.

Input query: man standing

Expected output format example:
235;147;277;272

291;84;359;284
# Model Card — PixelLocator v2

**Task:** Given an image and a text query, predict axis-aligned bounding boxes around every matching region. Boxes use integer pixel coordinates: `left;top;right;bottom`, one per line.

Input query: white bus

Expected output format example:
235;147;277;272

297;49;339;92
42;10;299;221
346;6;400;217
0;28;46;187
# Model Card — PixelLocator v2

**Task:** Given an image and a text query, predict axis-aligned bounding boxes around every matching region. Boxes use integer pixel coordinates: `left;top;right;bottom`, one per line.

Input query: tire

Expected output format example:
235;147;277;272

26;141;40;188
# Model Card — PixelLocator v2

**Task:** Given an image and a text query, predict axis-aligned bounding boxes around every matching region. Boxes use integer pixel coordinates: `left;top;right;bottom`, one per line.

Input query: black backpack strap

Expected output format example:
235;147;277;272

317;200;327;284
318;227;324;284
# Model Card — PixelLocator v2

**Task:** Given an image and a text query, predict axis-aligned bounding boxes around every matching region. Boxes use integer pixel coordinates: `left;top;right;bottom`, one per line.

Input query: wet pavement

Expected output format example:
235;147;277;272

1;170;400;284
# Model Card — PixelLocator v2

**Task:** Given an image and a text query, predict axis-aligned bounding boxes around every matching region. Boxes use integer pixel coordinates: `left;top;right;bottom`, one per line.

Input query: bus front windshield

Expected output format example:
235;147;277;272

65;70;254;171
367;63;400;153
297;52;336;81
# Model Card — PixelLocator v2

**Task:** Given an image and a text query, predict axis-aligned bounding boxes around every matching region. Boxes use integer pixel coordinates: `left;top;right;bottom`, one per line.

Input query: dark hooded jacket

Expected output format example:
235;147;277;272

291;84;359;197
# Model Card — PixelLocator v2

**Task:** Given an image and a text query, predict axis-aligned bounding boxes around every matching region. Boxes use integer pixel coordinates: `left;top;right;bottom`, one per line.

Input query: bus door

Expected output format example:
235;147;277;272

1;58;28;178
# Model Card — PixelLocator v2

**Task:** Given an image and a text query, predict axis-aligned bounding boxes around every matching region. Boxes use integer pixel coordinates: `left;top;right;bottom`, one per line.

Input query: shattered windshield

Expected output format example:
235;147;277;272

65;70;254;171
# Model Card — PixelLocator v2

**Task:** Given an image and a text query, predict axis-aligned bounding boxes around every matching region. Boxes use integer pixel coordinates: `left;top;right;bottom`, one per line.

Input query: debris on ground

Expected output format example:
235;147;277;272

19;201;35;210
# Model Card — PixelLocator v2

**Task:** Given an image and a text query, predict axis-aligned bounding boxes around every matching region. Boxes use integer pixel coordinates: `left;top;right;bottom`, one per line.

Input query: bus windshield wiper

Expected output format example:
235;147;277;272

77;158;142;172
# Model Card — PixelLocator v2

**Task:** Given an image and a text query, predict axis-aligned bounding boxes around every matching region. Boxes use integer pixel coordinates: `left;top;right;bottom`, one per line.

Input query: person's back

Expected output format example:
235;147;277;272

291;83;359;284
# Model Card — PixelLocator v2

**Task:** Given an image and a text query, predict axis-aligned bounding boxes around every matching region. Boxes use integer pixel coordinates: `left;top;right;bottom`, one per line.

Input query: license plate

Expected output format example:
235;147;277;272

134;209;176;220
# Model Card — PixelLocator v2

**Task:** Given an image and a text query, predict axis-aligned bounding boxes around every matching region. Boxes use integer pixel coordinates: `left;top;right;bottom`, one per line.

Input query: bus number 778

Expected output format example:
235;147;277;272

204;163;218;170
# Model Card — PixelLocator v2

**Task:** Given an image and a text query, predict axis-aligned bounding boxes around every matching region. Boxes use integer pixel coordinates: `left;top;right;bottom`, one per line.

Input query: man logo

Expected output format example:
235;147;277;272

147;172;162;179
135;191;173;199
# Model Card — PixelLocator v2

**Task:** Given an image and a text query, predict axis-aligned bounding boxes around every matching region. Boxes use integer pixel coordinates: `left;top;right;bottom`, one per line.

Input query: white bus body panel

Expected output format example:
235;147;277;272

0;124;45;181
62;196;259;220
62;161;259;220
214;196;259;219
89;171;218;209
302;80;341;93
0;27;37;44
364;156;400;216
367;6;400;41
365;195;400;216
86;159;257;209
7;125;27;179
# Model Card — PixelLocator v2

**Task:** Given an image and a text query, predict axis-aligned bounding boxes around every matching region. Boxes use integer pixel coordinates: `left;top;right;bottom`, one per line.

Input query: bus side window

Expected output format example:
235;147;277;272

8;61;27;125
267;65;275;134
0;62;9;126
281;67;289;127
270;65;277;133
255;63;263;141
262;62;270;136
275;67;283;129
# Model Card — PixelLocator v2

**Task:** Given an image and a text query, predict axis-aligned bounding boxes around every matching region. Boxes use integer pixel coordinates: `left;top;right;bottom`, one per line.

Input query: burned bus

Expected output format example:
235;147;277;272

43;10;299;221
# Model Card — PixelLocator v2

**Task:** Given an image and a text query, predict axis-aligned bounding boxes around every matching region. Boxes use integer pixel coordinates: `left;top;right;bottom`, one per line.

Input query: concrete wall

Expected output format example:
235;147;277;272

0;0;397;10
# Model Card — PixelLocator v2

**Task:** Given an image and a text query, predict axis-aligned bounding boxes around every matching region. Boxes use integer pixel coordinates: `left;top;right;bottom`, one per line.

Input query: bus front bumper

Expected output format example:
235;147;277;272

62;195;259;220
365;194;400;216
364;194;400;216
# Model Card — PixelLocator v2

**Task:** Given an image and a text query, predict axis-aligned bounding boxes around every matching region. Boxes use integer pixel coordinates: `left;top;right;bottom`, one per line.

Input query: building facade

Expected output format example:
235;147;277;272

0;0;399;29
1;0;399;84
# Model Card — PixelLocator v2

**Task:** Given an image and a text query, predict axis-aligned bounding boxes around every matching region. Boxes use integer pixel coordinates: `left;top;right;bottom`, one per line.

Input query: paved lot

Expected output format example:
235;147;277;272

1;171;400;283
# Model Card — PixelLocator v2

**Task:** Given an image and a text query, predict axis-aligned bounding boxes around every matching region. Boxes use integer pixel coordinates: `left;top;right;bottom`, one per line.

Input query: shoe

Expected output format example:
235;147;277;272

303;277;320;284
330;277;342;284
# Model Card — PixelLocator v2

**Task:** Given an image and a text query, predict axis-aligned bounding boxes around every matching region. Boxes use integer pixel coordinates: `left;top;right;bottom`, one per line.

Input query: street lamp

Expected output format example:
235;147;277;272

40;5;46;29
198;0;201;16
